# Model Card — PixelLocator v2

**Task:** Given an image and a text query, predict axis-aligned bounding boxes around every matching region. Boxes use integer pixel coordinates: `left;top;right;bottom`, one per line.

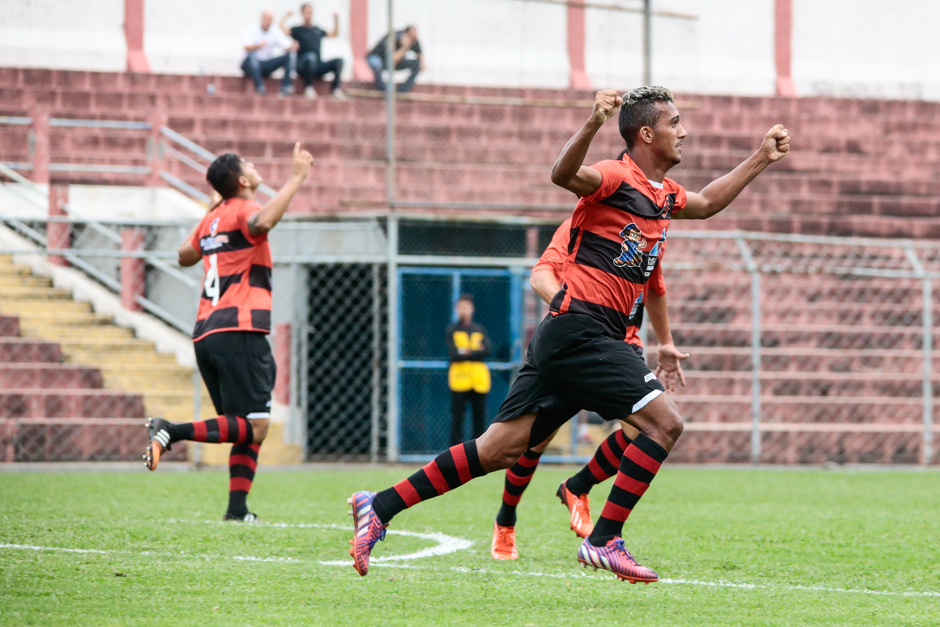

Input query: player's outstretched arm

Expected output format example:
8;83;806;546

678;124;790;220
646;290;690;392
550;89;621;197
248;142;314;236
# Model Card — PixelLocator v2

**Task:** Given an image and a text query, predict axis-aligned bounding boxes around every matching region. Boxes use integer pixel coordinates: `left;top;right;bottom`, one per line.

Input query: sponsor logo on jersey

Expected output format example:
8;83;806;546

613;223;647;268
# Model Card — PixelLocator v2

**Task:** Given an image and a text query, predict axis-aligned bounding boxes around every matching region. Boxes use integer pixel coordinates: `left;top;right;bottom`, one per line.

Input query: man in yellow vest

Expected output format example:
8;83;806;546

446;293;492;446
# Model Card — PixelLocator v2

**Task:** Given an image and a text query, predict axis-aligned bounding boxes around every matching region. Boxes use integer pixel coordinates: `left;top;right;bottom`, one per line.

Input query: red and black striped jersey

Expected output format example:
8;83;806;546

551;154;685;340
190;198;272;341
537;217;667;347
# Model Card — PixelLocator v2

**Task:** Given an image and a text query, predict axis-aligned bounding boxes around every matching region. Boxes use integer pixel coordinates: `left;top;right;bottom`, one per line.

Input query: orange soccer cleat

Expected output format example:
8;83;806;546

556;480;594;538
491;523;519;560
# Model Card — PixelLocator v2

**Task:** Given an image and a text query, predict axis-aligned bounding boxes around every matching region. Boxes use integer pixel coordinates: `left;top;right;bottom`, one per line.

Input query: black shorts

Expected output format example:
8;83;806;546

194;331;276;419
494;313;664;447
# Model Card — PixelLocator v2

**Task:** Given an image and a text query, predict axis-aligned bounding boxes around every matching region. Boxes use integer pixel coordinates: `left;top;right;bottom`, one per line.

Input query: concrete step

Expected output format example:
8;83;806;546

0;276;53;288
0;286;72;300
0;417;187;462
0;338;62;362
21;325;136;340
0;389;144;418
56;338;156;353
0;300;94;315
65;350;177;366
0;364;103;389
17;312;115;326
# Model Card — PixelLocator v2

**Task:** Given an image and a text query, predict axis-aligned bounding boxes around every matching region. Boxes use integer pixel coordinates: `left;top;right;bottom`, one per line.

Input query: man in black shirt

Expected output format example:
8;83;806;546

366;25;424;93
445;294;492;446
281;4;346;99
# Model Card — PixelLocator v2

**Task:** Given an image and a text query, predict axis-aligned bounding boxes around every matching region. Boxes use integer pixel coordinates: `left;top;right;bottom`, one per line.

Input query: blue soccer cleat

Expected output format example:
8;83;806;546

347;490;387;577
577;537;658;584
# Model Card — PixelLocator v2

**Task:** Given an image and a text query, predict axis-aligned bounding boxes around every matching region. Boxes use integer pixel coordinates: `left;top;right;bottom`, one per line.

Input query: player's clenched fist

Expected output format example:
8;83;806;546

589;89;623;127
759;124;791;163
291;142;315;179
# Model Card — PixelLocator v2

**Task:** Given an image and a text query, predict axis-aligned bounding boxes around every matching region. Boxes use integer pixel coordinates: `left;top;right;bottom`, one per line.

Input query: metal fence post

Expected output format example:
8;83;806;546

191;282;202;467
905;245;933;465
371;263;382;463
736;235;761;463
385;0;396;205
386;215;400;461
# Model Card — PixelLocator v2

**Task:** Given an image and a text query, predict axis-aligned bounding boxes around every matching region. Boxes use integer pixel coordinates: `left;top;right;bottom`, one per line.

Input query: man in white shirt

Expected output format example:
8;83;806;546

241;10;299;95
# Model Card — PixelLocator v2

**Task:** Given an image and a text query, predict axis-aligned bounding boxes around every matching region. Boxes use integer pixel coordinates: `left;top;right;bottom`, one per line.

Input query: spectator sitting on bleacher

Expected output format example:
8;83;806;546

281;3;347;100
240;10;298;96
366;25;424;93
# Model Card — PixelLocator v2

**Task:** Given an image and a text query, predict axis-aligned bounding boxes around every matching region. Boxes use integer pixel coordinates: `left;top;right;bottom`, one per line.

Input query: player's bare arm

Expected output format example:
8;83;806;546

646;290;690;392
550;89;621;197
530;269;560;304
177;190;224;266
328;12;340;37
678;125;791;220
247;142;314;236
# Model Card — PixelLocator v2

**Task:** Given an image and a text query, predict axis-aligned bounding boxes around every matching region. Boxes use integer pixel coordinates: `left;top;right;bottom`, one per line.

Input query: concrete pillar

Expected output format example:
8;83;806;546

125;0;151;73
121;228;146;311
774;0;797;97
567;2;591;90
29;104;50;185
48;184;70;267
350;0;372;81
274;323;292;405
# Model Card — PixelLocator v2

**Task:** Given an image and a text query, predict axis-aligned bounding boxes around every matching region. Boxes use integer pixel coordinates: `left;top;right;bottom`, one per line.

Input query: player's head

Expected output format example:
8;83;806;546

300;3;313;22
206;153;263;200
619;86;686;166
456;293;474;322
404;24;417;38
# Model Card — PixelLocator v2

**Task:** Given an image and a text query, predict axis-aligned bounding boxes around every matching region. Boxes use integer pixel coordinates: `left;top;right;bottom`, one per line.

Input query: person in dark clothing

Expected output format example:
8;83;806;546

445;293;491;446
281;4;346;99
366;25;424;92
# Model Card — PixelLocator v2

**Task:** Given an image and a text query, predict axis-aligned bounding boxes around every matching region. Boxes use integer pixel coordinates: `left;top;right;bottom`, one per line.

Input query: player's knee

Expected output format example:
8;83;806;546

249;418;269;444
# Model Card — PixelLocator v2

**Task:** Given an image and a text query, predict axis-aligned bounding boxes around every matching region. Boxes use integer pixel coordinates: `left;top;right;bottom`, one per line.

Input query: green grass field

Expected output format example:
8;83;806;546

2;466;939;626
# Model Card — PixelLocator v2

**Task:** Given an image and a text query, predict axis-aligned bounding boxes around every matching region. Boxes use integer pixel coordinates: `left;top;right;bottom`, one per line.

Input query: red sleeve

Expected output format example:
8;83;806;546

532;219;571;281
647;261;666;296
580;160;625;204
239;199;267;245
665;178;687;214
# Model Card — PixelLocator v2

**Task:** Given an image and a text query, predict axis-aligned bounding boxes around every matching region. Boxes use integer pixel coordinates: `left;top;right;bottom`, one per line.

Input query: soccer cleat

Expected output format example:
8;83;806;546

490;523;519;560
347;491;387;577
556;480;594;538
577;537;658;584
224;511;260;522
143;417;172;472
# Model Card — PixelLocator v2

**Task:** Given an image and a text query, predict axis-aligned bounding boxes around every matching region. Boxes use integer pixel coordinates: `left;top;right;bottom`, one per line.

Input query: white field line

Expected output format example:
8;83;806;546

5;528;940;599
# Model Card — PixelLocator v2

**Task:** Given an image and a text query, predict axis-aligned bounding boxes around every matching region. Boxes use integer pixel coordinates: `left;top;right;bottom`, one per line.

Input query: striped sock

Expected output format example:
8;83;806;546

165;416;254;445
495;449;542;527
227;443;261;517
588;433;668;546
564;429;632;496
372;441;486;524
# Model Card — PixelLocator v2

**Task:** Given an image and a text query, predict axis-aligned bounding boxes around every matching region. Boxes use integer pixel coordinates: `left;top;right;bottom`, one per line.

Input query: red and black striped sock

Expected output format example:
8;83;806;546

227;443;261;517
588;433;667;546
165;415;254;445
372;441;486;524
564;429;632;496
495;449;542;527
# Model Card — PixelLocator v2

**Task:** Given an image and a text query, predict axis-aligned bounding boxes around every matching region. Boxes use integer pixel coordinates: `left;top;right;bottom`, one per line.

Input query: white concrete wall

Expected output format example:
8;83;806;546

3;0;940;99
0;0;126;71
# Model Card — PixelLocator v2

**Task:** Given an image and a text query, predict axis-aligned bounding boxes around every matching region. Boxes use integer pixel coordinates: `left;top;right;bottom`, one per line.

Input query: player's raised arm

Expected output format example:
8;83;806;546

247;142;314;236
550;89;622;197
678;124;791;220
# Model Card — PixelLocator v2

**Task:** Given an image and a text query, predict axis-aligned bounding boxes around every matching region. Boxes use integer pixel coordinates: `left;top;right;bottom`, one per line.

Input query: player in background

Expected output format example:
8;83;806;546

144;143;314;522
490;217;689;560
347;87;789;580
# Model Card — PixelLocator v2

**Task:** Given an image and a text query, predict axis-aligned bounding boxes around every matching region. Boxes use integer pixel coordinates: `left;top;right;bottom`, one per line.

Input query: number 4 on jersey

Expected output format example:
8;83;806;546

204;253;221;306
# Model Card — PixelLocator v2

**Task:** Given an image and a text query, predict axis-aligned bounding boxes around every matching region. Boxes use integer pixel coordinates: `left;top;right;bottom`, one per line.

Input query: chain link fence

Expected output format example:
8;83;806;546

0;200;937;465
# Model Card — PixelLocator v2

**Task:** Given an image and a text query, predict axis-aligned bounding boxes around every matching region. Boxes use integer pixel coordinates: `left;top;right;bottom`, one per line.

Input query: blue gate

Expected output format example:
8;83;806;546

397;267;528;460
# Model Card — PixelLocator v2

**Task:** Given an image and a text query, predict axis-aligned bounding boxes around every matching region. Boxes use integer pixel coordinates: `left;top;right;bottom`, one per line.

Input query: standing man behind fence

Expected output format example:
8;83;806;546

446;294;491;446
